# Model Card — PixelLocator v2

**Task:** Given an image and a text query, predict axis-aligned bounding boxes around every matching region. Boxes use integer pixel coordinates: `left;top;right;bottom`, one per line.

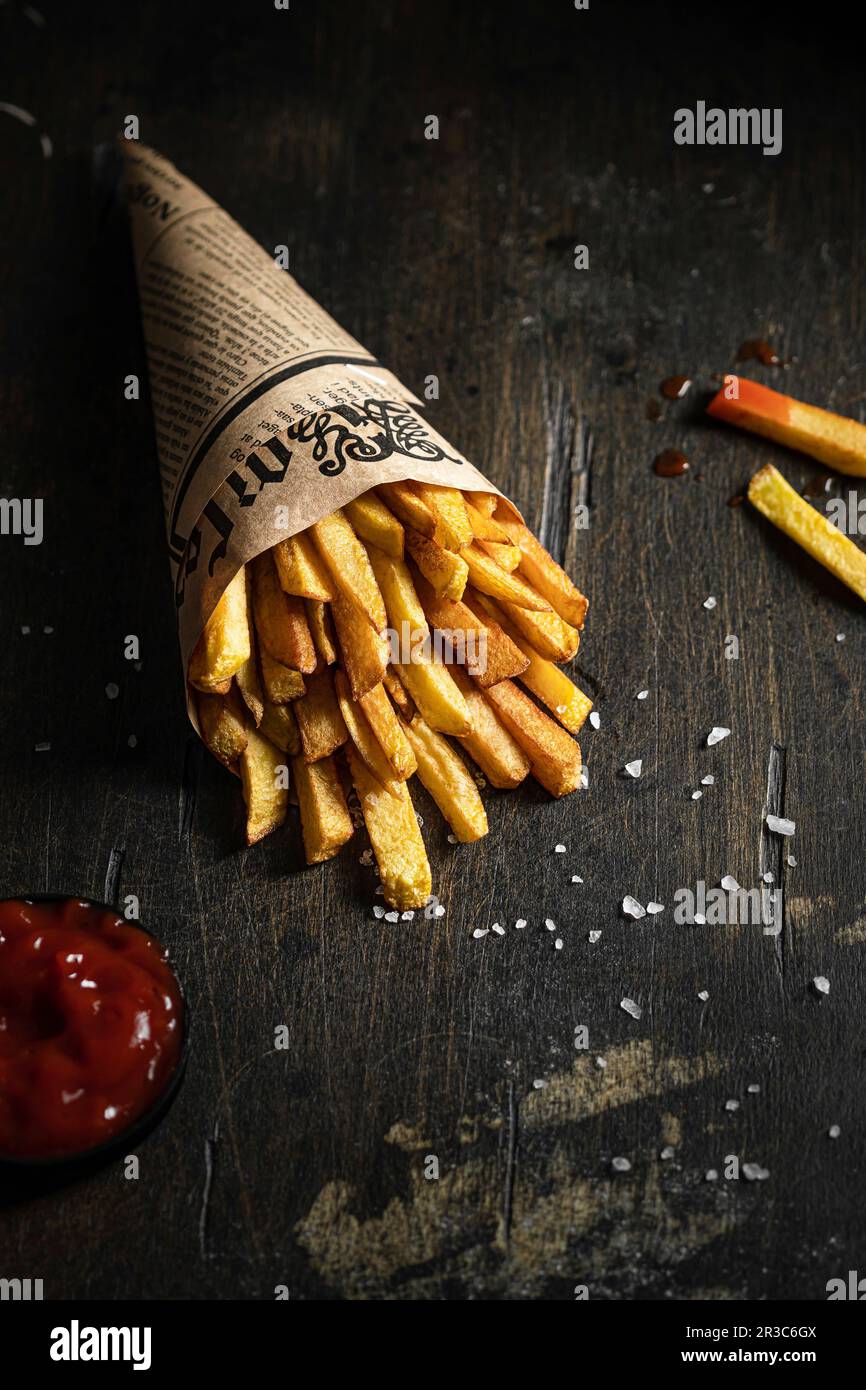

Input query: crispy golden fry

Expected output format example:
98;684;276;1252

310;509;387;630
464;500;511;542
466;489;498;517
357;682;417;779
259;647;306;703
476;591;580;662
395;654;471;736
259;699;301;756
273;531;334;601
404;527;469;600
377;481;437;536
479;598;592;734
331;592;389;699
708;378;866;477
402;715;488;842
451;668;530;789
484;680;583;796
188;565;251;691
415;574;529;688
197;688;248;771
292;754;354;863
334;670;401;790
496;518;588;627
252;551;317;672
413;483;473;549
478;538;521;571
383;667;415;721
462;543;551;611
345;493;404;558
294;668;348;762
346;744;432;909
748;463;866;603
365;544;430;639
234;569;264;724
305;599;338;666
240;726;289;844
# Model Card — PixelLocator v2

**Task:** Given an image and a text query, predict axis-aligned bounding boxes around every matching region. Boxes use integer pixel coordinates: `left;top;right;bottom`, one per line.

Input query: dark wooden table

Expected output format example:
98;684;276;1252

1;0;863;1300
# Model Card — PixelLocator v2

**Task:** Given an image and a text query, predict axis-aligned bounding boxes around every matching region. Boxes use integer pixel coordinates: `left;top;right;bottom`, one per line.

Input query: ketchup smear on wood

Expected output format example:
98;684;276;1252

0;898;183;1158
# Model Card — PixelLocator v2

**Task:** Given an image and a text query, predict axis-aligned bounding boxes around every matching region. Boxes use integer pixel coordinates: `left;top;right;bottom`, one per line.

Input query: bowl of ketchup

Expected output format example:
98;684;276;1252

0;895;188;1167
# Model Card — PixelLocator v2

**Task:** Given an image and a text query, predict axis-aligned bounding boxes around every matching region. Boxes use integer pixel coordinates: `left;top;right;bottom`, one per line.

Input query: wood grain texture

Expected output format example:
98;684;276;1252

0;0;864;1300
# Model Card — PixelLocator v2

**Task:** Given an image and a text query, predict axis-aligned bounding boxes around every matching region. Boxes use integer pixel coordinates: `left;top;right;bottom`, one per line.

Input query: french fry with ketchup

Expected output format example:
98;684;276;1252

708;378;866;478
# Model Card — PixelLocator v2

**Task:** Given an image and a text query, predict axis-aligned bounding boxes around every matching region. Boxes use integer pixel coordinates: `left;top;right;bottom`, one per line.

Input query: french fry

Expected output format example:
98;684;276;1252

346;744;432;909
466;489;498;517
252;551;317;672
484;679;583;796
345;493;404;558
294;668;348;762
478;538;521;571
234;569;264;724
188;565;251;691
708;378;866;478
197;688;248;771
748;463;866;603
334;670;402;790
259;648;306;703
462;543;552;611
415;574;529;688
464;499;512;542
377;481;437;536
292;754;354;863
331;592;389;699
402;715;488;843
365;543;430;637
413;483;473;549
259;699;301;756
310;509;387;630
475;596;592;734
451;668;530;789
404;527;469;600
495;518;588;627
305;599;338;666
240;726;289;844
273;532;333;601
358;682;417;779
383;667;415;721
477;592;580;662
395;654;471;736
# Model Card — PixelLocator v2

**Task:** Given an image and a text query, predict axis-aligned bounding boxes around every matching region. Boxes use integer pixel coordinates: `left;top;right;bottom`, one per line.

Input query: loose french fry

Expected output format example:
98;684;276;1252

395;654;471;736
334;670;402;790
466;489;498;517
415;574;529;687
292;753;354;863
365;544;429;642
748;463;866;603
188;565;251;691
708;378;866;477
495;519;588;627
377;481;437;536
240;726;289;844
259;648;306;703
197;688;248;771
451;668;530;789
345;493;404;558
252;551;317;672
273;532;334;601
477;597;592;734
260;699;301;756
484;680;583;797
478;538;521;571
477;592;580;662
413;483;473;549
310;509;387;630
346;744;432;909
383;667;415;721
403;715;488;843
294;668;348;762
462;544;551;611
404;527;469;600
305;599;338;666
331;592;389;699
358;682;417;779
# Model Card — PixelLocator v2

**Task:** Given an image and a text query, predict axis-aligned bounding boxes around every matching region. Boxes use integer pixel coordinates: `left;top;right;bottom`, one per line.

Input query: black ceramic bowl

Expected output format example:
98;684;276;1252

0;894;190;1177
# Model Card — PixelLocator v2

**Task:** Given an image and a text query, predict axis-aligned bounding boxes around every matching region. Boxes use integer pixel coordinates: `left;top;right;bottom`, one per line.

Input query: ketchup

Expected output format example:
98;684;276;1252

0;898;184;1158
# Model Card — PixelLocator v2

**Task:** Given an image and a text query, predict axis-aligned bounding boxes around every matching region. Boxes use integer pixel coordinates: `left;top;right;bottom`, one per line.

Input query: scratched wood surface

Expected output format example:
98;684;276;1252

1;0;864;1300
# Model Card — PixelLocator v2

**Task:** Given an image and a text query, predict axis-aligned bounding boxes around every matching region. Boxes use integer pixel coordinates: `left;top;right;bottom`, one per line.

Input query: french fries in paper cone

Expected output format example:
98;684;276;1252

124;145;591;907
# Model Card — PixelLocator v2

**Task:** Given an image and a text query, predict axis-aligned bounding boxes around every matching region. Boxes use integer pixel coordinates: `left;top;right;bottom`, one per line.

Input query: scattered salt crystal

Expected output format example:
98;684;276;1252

747;1083;760;1094
21;625;30;634
765;814;795;836
375;884;385;895
515;918;527;929
384;911;399;923
660;1146;675;1160
545;918;557;931
762;872;775;884
829;1124;841;1139
741;1162;770;1182
622;896;645;919
532;1078;546;1089
554;938;563;950
472;928;488;939
647;902;664;914
703;596;717;610
373;905;385;919
554;843;566;853
624;758;642;778
105;683;119;700
433;904;445;918
836;632;846;643
698;989;709;1001
596;1056;607;1068
35;741;51;752
127;735;137;748
691;790;703;800
787;854;797;867
571;874;583;884
588;930;601;942
707;726;730;746
694;912;706;924
447;833;458;844
725;1099;740;1112
721;874;740;892
813;975;830;995
706;1169;719;1181
611;1156;631;1173
637;689;649;700
701;774;715;785
491;922;505;935
589;711;600;729
401;911;414;920
620;997;642;1020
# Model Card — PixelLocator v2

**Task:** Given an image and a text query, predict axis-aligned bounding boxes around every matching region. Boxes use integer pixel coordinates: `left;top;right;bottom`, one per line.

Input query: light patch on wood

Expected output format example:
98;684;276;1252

661;1111;682;1147
836;915;866;945
521;1040;721;1128
384;1121;430;1152
787;894;837;924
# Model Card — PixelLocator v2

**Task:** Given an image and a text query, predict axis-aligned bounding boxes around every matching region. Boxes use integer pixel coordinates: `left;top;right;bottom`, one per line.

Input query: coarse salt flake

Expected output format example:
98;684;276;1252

589;711;600;729
813;975;830;995
588;930;601;942
623;896;646;919
720;874;740;892
624;759;642;778
620;997;642;1019
765;814;795;836
647;901;664;914
611;1156;631;1172
707;726;730;746
703;596;717;610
